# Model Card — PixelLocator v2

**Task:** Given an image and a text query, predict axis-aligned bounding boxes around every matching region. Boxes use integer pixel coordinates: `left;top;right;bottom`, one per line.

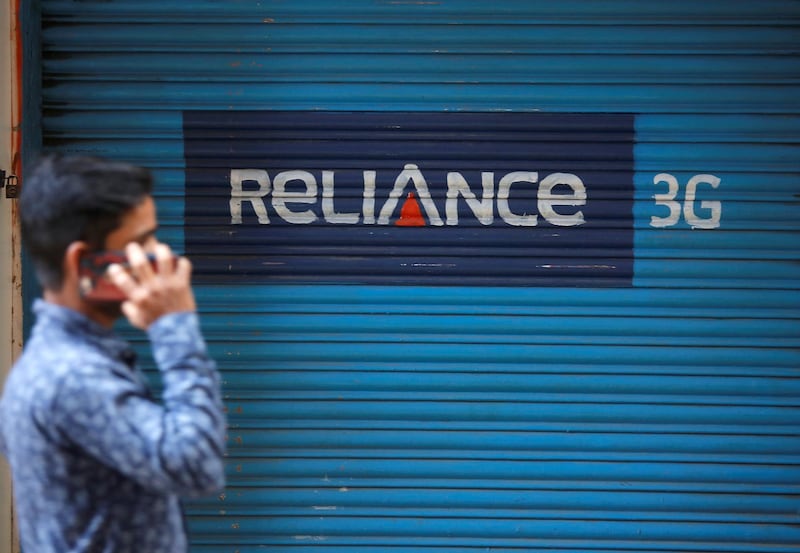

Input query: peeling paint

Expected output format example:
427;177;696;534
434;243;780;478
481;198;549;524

294;536;327;541
539;264;617;270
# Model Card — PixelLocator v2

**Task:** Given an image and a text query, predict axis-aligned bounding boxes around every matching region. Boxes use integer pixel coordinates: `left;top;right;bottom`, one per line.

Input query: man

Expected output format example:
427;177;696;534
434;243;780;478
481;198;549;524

0;154;226;552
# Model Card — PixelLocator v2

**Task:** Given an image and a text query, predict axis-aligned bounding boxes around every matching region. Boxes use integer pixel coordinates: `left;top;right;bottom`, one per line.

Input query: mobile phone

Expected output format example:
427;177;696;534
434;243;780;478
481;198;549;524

79;250;172;302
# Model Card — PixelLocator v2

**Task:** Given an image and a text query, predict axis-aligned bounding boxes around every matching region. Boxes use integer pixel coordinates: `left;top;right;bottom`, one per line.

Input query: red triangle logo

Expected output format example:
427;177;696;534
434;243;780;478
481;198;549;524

395;192;426;226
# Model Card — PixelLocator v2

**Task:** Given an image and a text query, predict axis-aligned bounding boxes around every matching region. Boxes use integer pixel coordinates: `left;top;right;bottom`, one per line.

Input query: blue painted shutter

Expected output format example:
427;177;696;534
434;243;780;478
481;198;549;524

36;1;800;551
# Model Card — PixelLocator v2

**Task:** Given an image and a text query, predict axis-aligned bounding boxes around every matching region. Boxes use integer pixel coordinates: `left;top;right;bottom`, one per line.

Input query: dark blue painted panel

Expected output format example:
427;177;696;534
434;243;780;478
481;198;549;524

183;111;634;286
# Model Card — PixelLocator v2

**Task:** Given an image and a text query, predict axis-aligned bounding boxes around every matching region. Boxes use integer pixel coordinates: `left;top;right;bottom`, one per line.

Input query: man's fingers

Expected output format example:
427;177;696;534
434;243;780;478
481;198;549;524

106;263;137;296
109;242;197;329
125;242;154;281
175;256;192;281
153;243;174;276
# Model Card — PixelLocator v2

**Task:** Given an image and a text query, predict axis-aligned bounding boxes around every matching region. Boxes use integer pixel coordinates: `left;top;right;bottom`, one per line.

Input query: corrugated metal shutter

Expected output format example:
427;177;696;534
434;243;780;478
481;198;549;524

35;1;800;551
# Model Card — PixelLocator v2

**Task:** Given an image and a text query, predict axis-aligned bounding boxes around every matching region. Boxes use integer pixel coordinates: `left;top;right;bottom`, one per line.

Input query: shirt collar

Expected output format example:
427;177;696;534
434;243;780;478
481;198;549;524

32;299;135;365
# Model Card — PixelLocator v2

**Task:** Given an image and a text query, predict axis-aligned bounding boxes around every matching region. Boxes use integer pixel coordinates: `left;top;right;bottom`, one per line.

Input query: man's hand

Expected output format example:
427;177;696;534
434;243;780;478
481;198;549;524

107;242;197;330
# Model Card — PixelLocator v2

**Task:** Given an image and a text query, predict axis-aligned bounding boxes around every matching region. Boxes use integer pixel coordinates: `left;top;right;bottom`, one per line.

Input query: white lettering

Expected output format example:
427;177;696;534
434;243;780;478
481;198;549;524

684;174;721;229
322;171;359;224
227;167;605;228
651;173;681;228
538;172;586;227
651;173;722;229
378;164;444;226
497;171;538;227
362;170;376;225
273;170;318;224
230;169;271;224
446;172;494;226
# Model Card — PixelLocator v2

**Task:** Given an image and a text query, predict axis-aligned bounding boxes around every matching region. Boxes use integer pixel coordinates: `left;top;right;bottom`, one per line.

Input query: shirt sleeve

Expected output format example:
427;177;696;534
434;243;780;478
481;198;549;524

53;312;227;497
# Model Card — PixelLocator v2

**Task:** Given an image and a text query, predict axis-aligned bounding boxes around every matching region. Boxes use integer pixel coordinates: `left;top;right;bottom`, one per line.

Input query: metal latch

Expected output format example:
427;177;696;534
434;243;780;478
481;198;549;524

0;170;19;198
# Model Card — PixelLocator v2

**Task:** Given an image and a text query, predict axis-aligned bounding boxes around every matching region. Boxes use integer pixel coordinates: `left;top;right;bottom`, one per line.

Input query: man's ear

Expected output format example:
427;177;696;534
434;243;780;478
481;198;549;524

63;241;90;283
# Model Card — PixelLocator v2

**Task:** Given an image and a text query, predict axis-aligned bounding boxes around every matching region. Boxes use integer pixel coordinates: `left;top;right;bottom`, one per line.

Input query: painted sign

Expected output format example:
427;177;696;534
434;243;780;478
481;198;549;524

183;111;635;286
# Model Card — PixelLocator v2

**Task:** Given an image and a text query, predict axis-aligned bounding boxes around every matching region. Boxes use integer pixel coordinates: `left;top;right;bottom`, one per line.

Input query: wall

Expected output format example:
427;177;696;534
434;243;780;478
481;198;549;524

28;1;800;551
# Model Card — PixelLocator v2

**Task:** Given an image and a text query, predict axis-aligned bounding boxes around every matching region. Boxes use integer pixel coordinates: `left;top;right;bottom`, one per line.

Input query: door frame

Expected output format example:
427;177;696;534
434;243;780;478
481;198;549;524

1;0;23;550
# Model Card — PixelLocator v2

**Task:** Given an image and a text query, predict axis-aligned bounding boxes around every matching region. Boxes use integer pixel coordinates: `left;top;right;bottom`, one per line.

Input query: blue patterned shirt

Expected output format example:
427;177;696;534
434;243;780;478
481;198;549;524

0;300;226;553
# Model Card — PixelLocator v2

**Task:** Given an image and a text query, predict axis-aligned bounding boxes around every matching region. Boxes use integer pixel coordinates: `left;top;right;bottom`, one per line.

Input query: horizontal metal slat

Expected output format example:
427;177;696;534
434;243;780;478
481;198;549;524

223;429;800;457
222;457;800;485
40;0;800;24
184;515;800;547
42;53;800;85
42;82;800;113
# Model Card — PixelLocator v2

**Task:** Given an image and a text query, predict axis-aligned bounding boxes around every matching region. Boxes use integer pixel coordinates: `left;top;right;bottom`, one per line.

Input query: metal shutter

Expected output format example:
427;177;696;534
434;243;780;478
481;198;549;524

33;1;800;551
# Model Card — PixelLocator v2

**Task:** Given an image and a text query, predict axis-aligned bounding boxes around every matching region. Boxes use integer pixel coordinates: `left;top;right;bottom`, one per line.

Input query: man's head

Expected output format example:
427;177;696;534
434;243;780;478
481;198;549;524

21;154;154;291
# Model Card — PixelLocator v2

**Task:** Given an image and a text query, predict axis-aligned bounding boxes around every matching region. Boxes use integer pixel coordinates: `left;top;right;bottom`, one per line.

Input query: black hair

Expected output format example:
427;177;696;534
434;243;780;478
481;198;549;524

20;154;154;290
